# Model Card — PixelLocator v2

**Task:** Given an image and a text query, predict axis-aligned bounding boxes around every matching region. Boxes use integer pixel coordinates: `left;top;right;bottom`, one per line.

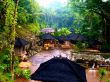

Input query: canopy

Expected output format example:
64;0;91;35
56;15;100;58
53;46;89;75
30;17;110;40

31;58;87;82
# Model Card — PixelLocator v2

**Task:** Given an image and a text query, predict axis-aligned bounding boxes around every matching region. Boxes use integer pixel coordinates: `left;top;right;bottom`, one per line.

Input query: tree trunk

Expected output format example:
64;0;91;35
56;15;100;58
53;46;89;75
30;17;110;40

10;0;19;81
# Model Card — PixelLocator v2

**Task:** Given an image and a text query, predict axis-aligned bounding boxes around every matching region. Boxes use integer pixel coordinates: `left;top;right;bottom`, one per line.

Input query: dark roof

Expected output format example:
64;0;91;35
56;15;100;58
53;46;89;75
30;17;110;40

90;40;102;45
15;38;29;47
41;33;55;40
31;58;87;82
67;33;79;41
57;35;69;41
67;33;86;41
77;35;87;41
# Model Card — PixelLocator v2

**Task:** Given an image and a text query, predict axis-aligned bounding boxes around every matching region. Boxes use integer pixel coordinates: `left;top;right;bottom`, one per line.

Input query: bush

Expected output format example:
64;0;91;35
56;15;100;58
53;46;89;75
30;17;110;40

99;68;107;82
74;41;88;51
15;68;31;79
107;79;110;82
100;43;110;52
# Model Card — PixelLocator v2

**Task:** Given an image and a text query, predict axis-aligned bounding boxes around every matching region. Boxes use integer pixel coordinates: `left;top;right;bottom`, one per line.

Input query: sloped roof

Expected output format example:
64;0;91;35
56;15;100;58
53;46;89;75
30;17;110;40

77;35;87;41
41;33;55;40
67;33;87;41
41;28;54;33
57;35;69;41
88;40;102;46
15;38;29;47
67;33;79;41
31;58;87;82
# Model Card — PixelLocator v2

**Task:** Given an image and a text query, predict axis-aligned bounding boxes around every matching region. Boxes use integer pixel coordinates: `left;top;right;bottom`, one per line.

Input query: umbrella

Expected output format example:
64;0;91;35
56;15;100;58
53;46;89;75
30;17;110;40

31;57;87;82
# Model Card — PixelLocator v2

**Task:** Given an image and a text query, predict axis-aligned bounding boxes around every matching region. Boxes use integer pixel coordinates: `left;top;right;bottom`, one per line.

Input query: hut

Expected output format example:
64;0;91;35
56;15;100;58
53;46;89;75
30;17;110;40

14;38;29;60
89;40;102;50
67;33;79;44
41;33;56;50
57;33;87;49
57;35;72;49
77;34;87;42
31;57;87;82
68;33;86;43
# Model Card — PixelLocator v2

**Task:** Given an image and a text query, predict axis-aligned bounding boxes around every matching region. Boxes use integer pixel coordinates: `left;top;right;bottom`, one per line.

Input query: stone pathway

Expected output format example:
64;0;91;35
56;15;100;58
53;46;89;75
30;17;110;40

28;49;71;82
28;49;109;82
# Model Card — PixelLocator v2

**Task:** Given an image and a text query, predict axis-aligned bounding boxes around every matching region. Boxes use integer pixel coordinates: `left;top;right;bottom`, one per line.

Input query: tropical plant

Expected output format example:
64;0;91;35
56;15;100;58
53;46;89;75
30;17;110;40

99;68;107;82
107;79;110;82
74;41;87;51
56;28;71;36
15;68;31;80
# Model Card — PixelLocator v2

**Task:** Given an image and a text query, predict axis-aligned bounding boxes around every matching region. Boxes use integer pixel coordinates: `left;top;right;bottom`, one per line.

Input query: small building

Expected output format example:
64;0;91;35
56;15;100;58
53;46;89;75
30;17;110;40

57;35;72;49
57;33;87;49
67;33;79;44
68;33;86;43
41;33;56;50
89;40;102;49
14;38;29;60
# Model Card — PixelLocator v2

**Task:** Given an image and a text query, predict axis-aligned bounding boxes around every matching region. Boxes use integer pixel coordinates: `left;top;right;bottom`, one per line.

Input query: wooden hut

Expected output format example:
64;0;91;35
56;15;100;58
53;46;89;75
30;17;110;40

67;33;79;44
14;38;29;60
57;35;72;49
89;40;102;50
41;33;56;50
57;33;87;49
68;33;86;43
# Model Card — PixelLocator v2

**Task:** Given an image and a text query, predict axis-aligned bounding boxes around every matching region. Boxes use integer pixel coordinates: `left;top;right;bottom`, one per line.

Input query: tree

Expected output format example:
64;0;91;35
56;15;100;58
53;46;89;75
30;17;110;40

17;0;41;36
69;0;110;52
85;0;110;43
0;0;19;81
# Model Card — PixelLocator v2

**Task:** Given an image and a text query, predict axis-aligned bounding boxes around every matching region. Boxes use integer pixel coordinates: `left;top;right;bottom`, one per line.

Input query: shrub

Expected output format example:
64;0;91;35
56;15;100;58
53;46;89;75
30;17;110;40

15;68;31;79
100;43;110;52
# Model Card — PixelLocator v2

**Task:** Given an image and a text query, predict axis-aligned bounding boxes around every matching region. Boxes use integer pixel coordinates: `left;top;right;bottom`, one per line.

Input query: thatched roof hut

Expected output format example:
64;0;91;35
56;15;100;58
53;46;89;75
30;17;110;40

41;33;55;40
15;38;29;48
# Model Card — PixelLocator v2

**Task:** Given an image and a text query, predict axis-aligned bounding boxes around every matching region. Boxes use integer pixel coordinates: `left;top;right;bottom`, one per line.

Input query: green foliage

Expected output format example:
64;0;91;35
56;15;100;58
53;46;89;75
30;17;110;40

15;68;31;79
74;41;88;51
0;72;11;82
69;0;110;45
16;0;41;37
100;42;110;52
99;68;107;82
27;23;40;35
55;28;71;36
0;0;15;46
0;48;20;81
107;79;110;82
0;48;11;81
17;0;41;24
